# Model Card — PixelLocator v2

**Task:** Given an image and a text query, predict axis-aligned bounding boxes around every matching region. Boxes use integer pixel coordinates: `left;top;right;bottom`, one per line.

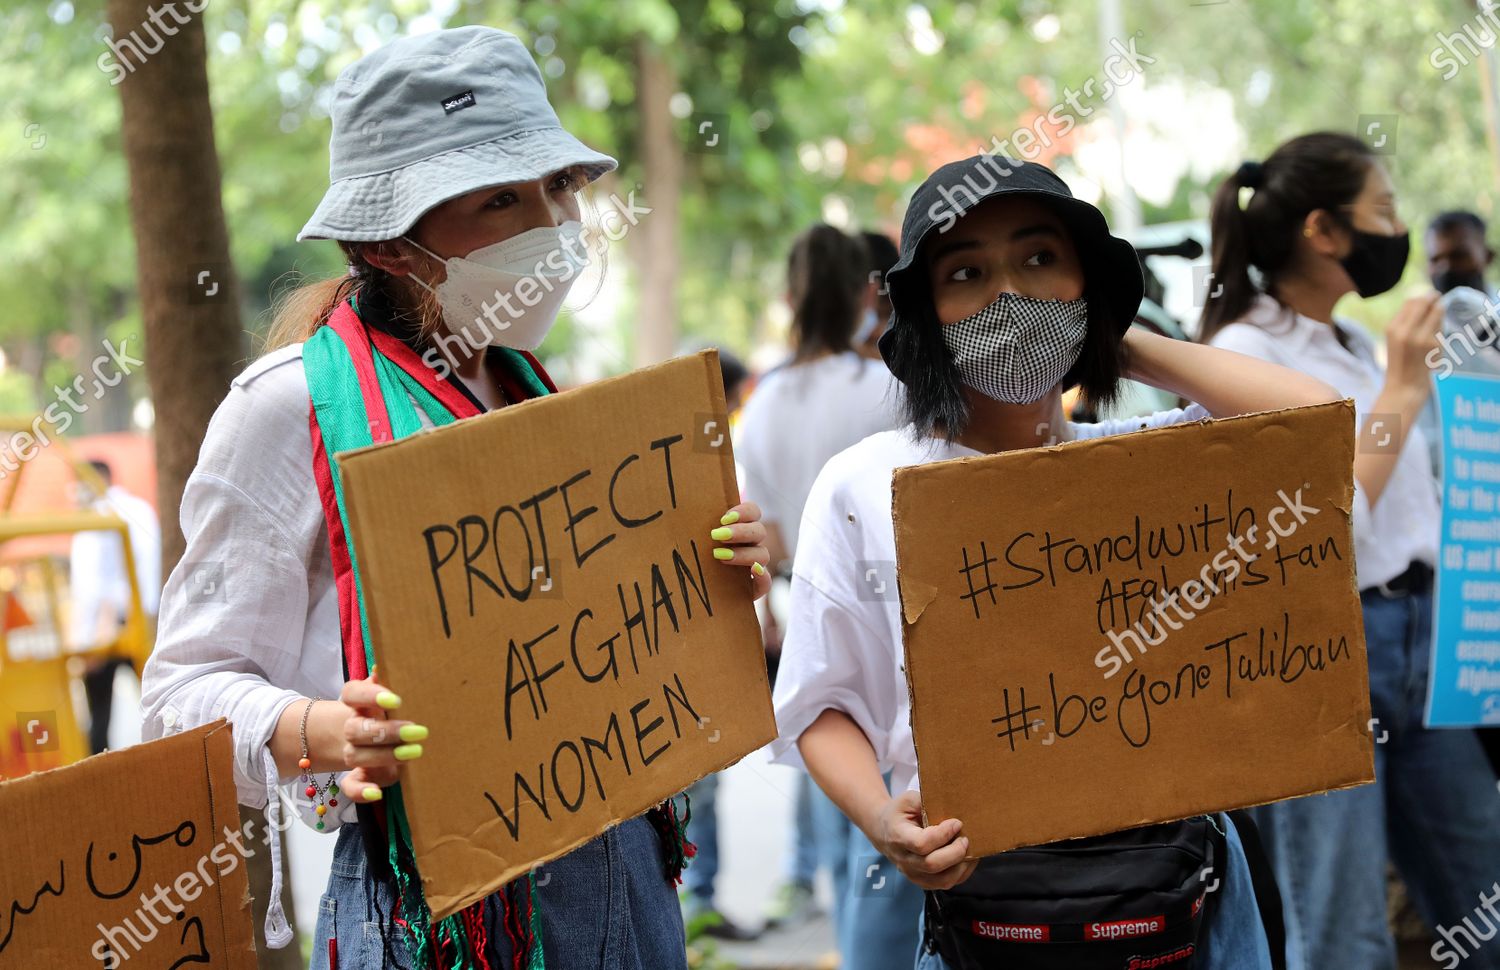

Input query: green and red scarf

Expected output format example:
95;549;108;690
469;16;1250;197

303;300;693;970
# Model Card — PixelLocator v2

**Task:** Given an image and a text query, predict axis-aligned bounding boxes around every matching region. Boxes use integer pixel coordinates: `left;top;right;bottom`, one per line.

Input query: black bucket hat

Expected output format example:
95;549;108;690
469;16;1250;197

878;155;1143;383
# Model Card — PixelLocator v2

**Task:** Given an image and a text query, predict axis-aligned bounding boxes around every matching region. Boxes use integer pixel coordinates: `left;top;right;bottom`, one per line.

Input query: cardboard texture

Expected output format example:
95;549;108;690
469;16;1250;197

0;720;257;969
894;401;1374;857
338;350;776;919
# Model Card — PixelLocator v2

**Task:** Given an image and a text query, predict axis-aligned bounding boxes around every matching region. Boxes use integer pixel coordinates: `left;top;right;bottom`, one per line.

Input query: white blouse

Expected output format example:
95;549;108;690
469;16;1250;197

735;352;901;561
1209;295;1440;588
768;406;1208;796
140;341;447;946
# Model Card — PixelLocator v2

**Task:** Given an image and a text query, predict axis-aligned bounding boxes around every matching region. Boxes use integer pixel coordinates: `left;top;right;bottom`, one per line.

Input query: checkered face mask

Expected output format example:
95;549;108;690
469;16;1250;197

941;293;1089;404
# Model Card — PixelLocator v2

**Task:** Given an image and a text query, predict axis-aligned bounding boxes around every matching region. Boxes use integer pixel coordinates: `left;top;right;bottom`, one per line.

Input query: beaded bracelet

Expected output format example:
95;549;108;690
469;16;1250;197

297;698;340;830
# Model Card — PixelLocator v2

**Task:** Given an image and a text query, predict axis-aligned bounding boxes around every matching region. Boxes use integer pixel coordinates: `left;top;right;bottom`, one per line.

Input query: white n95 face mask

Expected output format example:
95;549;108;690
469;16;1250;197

406;221;589;352
942;293;1089;404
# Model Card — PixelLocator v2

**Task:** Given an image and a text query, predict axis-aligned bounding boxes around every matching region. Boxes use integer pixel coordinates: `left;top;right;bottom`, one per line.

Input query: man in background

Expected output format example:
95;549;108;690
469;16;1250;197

1427;210;1495;297
1418;212;1500;476
71;459;160;754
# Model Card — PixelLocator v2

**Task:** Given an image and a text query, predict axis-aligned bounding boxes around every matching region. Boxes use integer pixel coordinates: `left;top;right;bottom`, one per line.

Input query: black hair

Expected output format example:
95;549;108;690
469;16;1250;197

716;347;750;397
787;224;870;363
1429;210;1488;237
861;230;900;278
884;208;1126;439
88;459;113;485
1198;132;1375;344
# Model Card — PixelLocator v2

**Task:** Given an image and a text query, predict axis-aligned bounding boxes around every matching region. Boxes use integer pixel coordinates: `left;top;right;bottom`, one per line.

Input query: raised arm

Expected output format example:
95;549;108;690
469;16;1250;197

1124;328;1341;418
1350;292;1443;506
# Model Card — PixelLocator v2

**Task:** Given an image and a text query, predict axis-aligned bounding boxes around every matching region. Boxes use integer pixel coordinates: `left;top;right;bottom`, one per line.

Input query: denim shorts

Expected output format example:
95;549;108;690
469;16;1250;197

310;816;686;969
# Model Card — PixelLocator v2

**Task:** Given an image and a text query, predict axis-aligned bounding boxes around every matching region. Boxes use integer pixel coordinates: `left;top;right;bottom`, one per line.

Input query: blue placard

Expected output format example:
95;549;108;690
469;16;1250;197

1427;371;1500;726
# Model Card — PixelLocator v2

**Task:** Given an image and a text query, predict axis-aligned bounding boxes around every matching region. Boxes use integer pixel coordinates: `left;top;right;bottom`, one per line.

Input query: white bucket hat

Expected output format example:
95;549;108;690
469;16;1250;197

298;26;617;242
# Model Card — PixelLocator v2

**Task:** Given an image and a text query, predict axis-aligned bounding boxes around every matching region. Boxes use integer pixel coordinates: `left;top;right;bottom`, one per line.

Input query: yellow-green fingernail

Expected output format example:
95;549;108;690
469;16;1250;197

394;743;423;761
720;510;740;525
710;526;733;541
399;724;429;742
363;787;383;801
752;562;767;576
713;547;735;560
376;691;401;710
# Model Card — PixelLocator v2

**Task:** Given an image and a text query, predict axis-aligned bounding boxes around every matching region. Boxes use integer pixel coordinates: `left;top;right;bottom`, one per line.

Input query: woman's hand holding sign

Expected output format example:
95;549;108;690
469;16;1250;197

275;502;771;808
334;675;428;803
713;501;773;600
801;708;978;890
874;790;979;890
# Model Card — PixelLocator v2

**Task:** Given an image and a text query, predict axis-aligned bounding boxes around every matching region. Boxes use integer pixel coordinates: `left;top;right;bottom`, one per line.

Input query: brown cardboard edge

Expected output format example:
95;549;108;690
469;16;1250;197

697;346;779;747
335;351;724;469
423;720;780;920
336;349;777;920
891;465;930;827
965;758;1377;861
202;720;260;970
893;399;1365;836
894;400;1355;479
0;720;260;967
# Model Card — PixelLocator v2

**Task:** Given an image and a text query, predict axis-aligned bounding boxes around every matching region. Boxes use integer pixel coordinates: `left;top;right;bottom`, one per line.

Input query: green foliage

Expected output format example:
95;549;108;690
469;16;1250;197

681;907;738;970
1;0;1492;392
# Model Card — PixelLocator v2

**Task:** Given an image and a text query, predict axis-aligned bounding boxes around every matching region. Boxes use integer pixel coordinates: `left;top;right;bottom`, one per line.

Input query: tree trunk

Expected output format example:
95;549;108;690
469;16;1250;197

631;37;683;367
107;0;246;568
107;2;298;966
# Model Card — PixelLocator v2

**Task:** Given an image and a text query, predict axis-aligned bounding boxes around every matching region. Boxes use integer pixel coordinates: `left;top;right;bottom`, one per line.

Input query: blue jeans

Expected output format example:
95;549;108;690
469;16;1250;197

813;781;853;929
311;816;686;969
913;814;1271;970
682;774;719;903
1251;589;1500;970
843;822;924;970
788;771;820;884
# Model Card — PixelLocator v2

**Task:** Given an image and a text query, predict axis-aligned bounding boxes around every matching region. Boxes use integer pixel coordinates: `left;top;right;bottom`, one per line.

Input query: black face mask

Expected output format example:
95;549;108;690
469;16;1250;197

1339;228;1409;298
1433;268;1488;295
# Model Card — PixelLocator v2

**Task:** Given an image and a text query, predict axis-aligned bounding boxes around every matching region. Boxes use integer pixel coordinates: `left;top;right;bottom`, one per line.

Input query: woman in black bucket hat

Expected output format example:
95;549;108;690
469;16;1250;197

140;26;772;970
767;154;1340;969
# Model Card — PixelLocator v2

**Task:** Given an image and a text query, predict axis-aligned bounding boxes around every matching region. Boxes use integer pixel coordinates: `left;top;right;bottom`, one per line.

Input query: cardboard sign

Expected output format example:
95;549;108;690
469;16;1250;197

1428;372;1500;726
895;402;1374;855
0;721;256;969
338;351;775;919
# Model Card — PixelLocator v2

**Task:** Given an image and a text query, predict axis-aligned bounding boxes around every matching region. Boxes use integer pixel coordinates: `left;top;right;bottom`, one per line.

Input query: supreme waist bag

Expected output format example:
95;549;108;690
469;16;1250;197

923;817;1226;970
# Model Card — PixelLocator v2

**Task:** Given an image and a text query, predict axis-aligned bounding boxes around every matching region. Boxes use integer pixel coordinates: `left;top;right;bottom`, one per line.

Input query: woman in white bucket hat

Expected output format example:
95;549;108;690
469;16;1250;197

141;26;771;970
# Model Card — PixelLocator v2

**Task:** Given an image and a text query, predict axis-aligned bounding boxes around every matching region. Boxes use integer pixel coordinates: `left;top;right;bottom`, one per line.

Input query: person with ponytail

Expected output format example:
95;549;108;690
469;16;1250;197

738;224;900;579
732;223;904;953
140;28;771;970
1199;132;1500;970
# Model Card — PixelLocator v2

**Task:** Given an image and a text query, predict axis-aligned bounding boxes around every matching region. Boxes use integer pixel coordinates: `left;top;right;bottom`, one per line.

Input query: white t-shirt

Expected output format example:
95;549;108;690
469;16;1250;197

1209;295;1439;588
768;405;1209;795
70;485;161;650
735;352;901;560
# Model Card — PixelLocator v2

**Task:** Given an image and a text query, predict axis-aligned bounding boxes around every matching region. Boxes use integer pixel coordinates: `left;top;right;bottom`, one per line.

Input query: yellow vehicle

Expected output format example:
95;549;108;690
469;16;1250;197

0;430;150;780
